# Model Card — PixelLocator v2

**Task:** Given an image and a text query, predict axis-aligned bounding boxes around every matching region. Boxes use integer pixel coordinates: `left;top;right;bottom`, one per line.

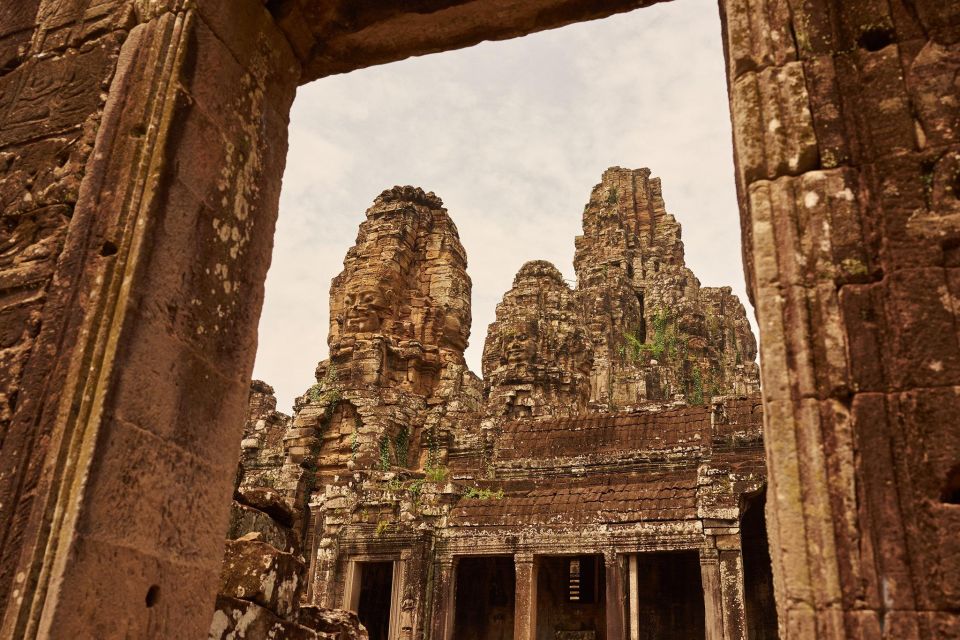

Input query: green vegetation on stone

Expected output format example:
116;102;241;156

623;309;679;362
379;435;391;471
393;425;410;467
464;486;504;500
425;465;449;484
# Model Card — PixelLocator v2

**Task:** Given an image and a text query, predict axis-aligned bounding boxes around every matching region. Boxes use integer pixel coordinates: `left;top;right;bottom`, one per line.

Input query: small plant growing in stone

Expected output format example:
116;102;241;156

425;465;449;484
625;309;679;362
623;330;645;360
379;435;391;471
607;186;618;205
689;366;705;405
350;428;360;460
375;520;389;537
407;479;424;501
307;365;341;410
306;382;325;403
393;426;410;467
464;487;504;500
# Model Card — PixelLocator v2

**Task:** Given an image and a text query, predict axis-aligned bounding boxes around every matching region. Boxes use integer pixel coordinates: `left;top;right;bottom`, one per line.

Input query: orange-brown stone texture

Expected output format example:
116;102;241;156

1;1;959;639
573;167;759;408
236;171;771;640
483;260;594;418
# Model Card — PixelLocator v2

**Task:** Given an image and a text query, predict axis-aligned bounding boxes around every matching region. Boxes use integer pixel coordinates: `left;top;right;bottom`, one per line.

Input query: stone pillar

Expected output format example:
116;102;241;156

0;1;300;638
701;547;725;640
397;549;417;640
343;560;361;612
514;553;538;640
430;557;455;640
628;553;640;640
717;535;747;640
722;0;960;636
389;559;405;640
604;552;625;639
304;503;322;602
701;535;748;640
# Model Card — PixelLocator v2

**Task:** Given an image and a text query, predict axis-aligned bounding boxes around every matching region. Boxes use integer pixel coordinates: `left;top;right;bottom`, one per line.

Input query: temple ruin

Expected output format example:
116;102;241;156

2;1;958;638
224;169;775;639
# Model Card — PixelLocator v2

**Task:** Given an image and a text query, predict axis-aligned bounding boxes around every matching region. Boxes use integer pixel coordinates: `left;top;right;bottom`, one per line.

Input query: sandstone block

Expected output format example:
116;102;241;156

209;596;326;640
732;62;819;185
218;539;305;619
237;486;296;528
297;605;369;640
227;502;300;555
722;0;796;79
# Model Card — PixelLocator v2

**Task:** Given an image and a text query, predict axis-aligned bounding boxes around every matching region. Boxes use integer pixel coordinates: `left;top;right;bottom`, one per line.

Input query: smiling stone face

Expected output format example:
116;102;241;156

343;284;394;334
483;260;594;417
502;320;538;366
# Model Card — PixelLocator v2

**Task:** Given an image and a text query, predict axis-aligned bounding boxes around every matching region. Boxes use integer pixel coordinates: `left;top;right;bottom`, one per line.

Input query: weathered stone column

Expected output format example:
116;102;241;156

702;532;749;640
721;0;960;637
604;552;625;639
0;1;300;637
429;557;455;640
514;552;538;640
701;547;725;640
717;534;747;640
628;553;640;639
397;549;417;640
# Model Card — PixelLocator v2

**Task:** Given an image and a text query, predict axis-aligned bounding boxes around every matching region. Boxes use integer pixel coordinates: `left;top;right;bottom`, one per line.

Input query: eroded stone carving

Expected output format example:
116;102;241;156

268;188;483;610
573;167;759;408
481;168;759;419
232;174;773;640
482;260;593;418
286;186;481;487
3;0;958;637
238;380;293;491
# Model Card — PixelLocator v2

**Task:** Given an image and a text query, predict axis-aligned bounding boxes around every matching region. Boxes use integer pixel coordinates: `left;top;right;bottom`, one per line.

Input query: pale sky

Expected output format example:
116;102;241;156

253;0;757;412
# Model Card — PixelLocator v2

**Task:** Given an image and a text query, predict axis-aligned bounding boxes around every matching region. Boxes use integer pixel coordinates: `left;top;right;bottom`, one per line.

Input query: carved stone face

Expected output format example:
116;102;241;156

343;285;393;333
503;321;538;365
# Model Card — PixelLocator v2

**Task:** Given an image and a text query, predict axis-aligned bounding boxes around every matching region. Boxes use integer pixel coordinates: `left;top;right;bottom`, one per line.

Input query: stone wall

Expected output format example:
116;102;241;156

0;2;301;636
722;1;960;635
0;0;131;614
239;381;293;491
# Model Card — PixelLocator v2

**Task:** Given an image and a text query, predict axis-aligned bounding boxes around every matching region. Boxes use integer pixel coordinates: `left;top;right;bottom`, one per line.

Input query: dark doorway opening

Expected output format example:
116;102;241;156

742;491;778;639
453;556;516;640
631;551;705;640
537;555;606;640
357;561;394;640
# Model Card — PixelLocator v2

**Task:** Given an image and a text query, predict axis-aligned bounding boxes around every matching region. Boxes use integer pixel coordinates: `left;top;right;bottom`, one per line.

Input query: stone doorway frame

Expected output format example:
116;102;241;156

0;1;957;639
343;556;405;640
